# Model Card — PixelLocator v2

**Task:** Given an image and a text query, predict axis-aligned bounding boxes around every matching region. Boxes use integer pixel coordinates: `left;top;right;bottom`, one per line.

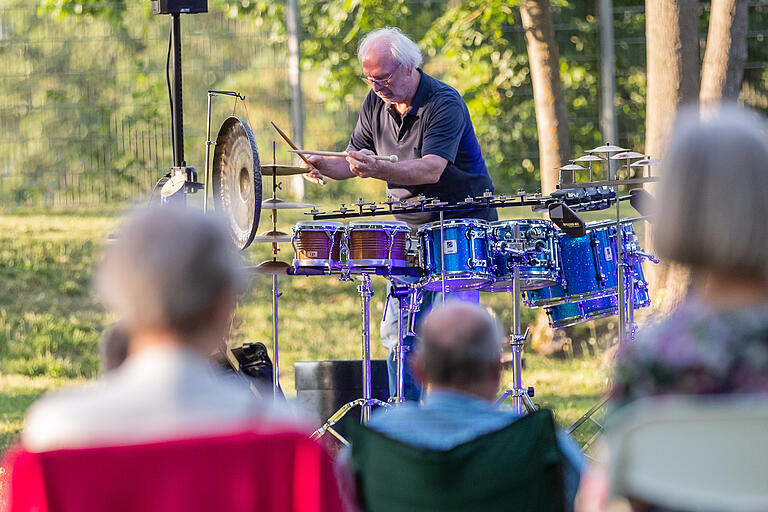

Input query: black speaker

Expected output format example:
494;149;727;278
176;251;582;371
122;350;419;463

151;0;207;14
295;360;389;440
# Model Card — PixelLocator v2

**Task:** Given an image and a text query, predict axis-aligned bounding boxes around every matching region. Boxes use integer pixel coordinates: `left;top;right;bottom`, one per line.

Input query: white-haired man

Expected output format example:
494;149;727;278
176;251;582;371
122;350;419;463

303;27;497;401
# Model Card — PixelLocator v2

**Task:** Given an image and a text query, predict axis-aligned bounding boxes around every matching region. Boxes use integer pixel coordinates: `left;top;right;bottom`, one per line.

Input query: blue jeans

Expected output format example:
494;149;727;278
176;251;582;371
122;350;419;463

381;283;480;401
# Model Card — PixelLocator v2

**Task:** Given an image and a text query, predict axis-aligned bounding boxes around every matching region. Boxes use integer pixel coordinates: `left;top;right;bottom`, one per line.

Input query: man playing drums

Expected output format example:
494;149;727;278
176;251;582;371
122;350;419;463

303;27;496;401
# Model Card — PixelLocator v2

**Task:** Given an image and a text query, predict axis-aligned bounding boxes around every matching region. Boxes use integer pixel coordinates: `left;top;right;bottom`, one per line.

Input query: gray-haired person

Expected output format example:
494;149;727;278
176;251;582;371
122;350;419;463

612;104;768;403
301;27;497;401
364;301;585;509
23;207;299;451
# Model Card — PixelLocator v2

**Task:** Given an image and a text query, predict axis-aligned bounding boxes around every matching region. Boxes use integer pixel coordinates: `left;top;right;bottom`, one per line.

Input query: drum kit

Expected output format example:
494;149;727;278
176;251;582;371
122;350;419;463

200;92;660;444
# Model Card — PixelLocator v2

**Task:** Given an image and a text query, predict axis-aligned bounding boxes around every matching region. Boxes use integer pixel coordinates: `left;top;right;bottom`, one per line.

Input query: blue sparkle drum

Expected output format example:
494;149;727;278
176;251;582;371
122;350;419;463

483;219;559;292
418;218;493;292
526;226;618;307
545;280;651;328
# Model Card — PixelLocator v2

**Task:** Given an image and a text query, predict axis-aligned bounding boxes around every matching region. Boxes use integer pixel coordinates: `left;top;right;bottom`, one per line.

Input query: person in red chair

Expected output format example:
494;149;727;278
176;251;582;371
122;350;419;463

3;207;344;512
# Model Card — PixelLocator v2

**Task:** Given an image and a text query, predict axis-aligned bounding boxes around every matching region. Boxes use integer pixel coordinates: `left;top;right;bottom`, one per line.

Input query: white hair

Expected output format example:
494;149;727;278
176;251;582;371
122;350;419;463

357;27;423;70
96;207;245;338
653;104;768;279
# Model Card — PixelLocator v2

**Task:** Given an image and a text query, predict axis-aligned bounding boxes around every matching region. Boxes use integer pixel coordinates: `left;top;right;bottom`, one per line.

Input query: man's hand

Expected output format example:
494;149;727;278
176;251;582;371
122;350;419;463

347;149;385;179
301;155;327;185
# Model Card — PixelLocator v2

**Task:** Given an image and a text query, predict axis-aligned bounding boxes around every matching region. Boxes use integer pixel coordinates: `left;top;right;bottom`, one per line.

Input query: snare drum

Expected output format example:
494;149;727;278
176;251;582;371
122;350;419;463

346;221;411;271
291;221;345;269
418;218;493;292
484;219;559;292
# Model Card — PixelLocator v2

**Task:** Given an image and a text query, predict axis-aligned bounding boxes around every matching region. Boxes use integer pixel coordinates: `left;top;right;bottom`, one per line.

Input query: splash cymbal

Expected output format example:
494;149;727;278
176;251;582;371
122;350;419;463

610;151;645;160
261;164;308;176
573;154;605;162
247;260;291;274
589;143;628;153
251;230;292;243
261;198;316;210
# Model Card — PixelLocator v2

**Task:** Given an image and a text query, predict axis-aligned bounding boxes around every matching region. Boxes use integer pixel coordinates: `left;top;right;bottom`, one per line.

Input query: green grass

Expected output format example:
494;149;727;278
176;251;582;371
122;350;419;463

0;209;616;452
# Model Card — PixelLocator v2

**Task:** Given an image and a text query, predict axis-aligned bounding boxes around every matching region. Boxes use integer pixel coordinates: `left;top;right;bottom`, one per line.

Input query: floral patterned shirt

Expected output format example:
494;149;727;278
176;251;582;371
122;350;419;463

611;298;768;405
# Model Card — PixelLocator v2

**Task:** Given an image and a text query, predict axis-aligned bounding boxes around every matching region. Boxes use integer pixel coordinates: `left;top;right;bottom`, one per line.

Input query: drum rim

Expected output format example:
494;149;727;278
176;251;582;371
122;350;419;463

294;221;345;228
347;220;411;230
490;219;554;227
417;218;490;233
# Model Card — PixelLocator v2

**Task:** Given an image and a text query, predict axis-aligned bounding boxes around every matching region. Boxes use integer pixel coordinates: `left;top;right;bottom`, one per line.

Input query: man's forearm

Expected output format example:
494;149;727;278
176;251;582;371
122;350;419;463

317;157;355;180
368;155;446;185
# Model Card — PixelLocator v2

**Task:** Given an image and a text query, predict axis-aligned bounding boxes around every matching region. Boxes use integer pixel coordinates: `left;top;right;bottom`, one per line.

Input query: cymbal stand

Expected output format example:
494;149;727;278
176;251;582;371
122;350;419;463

496;223;536;414
311;273;390;443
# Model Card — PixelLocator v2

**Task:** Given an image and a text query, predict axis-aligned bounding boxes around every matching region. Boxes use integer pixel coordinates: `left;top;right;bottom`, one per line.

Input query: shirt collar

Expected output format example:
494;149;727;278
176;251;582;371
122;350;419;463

422;389;496;411
405;69;433;115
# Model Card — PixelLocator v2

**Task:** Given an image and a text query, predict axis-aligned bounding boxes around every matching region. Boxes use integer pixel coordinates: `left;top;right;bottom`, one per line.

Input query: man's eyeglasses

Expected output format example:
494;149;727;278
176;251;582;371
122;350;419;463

359;64;400;88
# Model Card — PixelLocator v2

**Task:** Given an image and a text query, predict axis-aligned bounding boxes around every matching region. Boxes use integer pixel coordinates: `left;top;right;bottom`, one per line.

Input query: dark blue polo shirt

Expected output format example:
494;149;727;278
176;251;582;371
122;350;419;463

348;70;497;228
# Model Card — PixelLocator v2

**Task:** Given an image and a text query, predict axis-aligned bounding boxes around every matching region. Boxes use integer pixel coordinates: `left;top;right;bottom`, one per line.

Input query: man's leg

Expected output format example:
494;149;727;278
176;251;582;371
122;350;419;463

381;284;480;401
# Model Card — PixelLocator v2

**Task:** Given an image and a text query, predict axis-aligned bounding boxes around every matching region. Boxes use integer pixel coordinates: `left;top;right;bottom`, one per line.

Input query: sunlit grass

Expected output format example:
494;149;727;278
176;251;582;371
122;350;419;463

0;211;614;452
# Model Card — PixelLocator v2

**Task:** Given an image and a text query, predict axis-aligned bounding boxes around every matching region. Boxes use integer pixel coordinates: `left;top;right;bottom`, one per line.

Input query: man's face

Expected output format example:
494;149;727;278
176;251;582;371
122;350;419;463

361;48;409;104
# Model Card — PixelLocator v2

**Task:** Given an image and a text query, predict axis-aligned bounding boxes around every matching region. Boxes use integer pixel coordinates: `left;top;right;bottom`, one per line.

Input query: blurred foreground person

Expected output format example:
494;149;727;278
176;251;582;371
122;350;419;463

613;105;768;403
22;207;298;450
4;207;343;512
577;106;768;512
351;301;584;511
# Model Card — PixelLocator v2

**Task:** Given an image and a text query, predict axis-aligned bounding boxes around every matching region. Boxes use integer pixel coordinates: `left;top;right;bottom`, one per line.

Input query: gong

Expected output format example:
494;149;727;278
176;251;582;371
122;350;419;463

212;117;262;250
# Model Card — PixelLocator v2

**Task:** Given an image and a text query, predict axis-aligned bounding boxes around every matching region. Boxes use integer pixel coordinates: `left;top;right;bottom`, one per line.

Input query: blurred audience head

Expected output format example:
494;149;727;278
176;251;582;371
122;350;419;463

414;301;503;400
96;207;245;354
653;105;768;282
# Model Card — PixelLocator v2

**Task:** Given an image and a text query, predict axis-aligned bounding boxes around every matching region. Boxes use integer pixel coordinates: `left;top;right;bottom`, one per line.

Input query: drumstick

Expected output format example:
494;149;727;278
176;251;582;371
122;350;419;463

289;149;399;162
270;121;327;185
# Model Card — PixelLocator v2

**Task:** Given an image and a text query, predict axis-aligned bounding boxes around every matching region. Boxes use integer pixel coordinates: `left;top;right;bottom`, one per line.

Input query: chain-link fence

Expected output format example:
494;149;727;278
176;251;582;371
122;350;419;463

1;1;767;208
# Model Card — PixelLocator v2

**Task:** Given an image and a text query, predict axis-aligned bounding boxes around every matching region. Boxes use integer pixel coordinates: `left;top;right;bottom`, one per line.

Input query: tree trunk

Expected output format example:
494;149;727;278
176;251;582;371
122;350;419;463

520;0;571;195
644;0;700;312
700;0;748;105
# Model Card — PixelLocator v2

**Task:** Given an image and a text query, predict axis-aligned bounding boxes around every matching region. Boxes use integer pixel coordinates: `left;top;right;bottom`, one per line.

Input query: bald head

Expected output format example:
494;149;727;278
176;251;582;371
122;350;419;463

416;302;503;396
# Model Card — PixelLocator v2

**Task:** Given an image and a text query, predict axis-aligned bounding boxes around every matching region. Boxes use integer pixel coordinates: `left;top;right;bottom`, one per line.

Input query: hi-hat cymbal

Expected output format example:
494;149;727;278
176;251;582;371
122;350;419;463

573;155;605;162
247;260;291;274
610;151;645;160
631;158;661;167
262;198;316;210
261;164;308;176
251;230;292;243
590;143;628;153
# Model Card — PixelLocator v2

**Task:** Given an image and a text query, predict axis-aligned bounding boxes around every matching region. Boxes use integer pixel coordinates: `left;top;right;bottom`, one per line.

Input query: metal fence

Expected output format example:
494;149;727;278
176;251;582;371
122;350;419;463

0;1;766;208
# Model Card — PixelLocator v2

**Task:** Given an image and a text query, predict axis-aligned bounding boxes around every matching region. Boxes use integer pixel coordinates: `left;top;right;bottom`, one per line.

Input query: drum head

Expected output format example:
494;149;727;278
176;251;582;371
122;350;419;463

212;117;262;251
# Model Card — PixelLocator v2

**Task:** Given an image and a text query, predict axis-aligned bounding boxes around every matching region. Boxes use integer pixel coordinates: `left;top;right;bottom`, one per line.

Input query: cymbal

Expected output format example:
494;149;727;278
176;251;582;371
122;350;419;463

589;143;628;153
251;230;292;243
558;164;587;171
261;198;316;210
573;155;605;162
247;260;291;274
261;164;308;176
610;151;645;160
631;158;661;167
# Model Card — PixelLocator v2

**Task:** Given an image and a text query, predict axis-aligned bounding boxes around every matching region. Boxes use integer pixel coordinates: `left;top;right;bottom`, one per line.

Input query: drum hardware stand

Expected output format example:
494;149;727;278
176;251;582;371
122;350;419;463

439;211;447;304
496;224;536;415
203;90;247;214
311;273;390;443
383;282;423;404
